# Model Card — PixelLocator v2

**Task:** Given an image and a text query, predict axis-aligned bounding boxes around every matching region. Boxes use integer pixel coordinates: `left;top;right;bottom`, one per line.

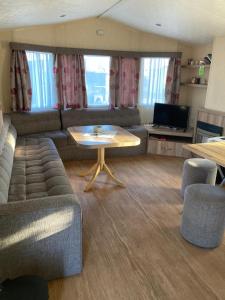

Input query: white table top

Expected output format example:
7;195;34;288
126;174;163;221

68;125;140;149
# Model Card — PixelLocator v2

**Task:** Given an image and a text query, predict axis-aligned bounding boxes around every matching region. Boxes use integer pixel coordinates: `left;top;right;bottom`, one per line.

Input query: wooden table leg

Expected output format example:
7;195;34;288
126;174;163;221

79;163;98;177
82;147;125;192
103;163;124;187
84;164;101;192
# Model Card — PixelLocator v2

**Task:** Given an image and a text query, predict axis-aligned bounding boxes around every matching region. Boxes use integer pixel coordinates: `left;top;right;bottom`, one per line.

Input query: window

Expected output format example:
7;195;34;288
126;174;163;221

26;51;58;110
139;57;169;107
84;55;110;107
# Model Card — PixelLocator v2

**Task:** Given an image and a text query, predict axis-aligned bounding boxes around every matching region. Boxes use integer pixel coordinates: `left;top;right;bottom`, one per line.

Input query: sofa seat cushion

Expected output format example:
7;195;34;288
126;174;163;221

8;138;73;202
126;125;148;139
25;130;69;148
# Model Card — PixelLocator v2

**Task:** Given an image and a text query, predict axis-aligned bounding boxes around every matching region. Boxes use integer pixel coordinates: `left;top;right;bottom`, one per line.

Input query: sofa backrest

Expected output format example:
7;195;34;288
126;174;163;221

9;110;61;136
0;116;17;204
61;108;141;129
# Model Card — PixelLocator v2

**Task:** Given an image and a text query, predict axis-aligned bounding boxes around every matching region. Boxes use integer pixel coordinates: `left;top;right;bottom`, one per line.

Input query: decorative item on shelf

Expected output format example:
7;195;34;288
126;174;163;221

196;77;200;84
198;65;205;77
191;77;200;84
187;58;194;65
200;78;207;85
198;65;207;85
204;53;212;65
191;77;196;84
186;57;211;67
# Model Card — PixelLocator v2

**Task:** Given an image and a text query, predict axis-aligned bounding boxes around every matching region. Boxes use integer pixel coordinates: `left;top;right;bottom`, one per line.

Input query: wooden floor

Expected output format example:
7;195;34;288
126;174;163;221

48;155;225;300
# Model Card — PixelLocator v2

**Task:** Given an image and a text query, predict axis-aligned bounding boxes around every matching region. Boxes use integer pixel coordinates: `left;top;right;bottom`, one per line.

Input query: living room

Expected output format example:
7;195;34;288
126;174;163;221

1;1;225;299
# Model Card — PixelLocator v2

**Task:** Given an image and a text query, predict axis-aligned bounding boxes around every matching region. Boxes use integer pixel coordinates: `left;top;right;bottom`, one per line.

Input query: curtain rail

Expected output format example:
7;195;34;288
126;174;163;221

9;42;182;58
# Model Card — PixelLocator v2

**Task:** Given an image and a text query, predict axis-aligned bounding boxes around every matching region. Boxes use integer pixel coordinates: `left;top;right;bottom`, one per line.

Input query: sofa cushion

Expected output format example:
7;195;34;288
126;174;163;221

9;110;61;136
25;130;69;148
61;108;141;129
126;125;148;139
8;138;73;202
0;124;17;203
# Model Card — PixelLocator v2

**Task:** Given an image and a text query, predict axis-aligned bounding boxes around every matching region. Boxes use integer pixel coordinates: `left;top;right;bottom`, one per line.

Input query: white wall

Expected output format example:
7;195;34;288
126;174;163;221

205;36;225;112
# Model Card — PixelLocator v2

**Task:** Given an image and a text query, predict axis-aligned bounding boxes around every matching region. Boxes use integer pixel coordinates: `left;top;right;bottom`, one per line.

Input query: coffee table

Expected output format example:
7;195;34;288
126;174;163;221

68;125;140;191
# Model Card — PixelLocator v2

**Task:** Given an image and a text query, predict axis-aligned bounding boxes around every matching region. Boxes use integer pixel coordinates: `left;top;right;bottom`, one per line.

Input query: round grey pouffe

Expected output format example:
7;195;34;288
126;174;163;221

181;184;225;248
181;158;217;199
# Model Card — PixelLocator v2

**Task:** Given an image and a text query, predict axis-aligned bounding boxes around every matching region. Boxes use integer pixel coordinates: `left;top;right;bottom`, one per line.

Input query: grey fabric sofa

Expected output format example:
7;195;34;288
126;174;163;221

9;108;148;161
0;116;82;280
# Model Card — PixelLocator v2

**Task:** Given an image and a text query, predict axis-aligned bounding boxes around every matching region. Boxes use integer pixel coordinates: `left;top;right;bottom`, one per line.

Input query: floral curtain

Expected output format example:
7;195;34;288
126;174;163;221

54;53;87;109
110;57;140;108
10;50;32;112
165;57;181;105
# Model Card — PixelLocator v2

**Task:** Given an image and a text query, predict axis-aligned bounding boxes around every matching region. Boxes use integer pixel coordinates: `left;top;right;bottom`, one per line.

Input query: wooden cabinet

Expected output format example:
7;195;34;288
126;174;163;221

145;125;194;158
148;138;191;158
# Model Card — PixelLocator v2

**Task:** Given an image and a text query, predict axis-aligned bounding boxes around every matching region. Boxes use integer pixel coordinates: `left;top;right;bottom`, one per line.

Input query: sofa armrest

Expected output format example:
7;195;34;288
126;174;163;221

0;194;82;280
0;194;80;216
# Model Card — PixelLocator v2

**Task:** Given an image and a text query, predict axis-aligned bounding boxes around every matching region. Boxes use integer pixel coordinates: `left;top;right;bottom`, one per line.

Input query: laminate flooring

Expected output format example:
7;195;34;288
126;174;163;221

49;155;225;300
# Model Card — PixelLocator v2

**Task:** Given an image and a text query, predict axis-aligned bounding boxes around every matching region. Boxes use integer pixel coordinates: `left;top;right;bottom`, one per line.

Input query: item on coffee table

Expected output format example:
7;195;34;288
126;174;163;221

93;125;103;134
191;77;196;84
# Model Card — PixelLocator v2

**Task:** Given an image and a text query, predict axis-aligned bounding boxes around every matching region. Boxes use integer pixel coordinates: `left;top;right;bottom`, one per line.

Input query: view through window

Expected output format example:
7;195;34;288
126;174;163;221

26;51;58;110
139;57;170;107
84;55;110;107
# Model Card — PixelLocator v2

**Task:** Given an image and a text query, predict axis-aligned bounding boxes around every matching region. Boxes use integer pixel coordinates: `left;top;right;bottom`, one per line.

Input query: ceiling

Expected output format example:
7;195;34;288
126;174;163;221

1;0;225;44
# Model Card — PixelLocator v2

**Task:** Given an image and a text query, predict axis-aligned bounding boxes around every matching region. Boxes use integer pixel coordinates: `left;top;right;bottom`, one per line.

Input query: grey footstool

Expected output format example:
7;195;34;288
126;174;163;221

181;158;217;199
181;184;225;248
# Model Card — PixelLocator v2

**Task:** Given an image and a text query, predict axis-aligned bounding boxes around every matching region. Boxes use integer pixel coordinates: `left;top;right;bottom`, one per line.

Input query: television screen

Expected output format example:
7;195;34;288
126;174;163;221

153;103;190;129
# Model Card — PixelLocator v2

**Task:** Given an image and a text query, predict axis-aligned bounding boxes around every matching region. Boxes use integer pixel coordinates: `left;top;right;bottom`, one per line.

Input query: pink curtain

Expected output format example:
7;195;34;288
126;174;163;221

10;50;32;112
54;54;87;109
165;57;181;104
110;57;140;108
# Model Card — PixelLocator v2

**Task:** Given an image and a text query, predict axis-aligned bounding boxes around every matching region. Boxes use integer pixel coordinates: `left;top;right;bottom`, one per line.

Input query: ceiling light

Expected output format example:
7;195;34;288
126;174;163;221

60;14;66;18
155;23;162;27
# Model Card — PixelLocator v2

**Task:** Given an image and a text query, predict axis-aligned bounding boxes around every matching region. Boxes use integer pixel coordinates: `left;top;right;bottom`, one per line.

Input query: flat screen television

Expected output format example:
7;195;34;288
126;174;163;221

153;103;190;130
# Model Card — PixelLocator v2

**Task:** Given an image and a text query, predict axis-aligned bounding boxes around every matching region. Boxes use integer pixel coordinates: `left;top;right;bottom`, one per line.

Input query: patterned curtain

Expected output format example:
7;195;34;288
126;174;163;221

165;57;181;104
110;57;140;108
10;50;32;112
54;53;87;109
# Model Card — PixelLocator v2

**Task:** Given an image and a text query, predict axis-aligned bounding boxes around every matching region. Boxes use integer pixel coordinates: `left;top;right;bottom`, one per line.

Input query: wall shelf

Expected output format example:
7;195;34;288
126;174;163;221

181;64;210;69
181;63;209;89
188;83;207;88
181;83;208;88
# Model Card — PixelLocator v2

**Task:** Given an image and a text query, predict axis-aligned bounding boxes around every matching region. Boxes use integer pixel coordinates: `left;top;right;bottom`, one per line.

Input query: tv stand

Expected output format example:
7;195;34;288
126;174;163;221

144;124;194;158
150;124;188;133
151;124;159;128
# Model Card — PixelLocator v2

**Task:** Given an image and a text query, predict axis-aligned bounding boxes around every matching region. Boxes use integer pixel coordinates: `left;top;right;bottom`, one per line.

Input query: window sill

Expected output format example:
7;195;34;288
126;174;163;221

86;106;110;110
31;108;58;112
138;105;155;108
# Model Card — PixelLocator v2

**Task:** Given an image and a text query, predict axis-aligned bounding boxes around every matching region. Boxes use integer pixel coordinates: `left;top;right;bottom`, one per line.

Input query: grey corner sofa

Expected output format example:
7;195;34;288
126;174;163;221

0;115;82;280
8;108;148;161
